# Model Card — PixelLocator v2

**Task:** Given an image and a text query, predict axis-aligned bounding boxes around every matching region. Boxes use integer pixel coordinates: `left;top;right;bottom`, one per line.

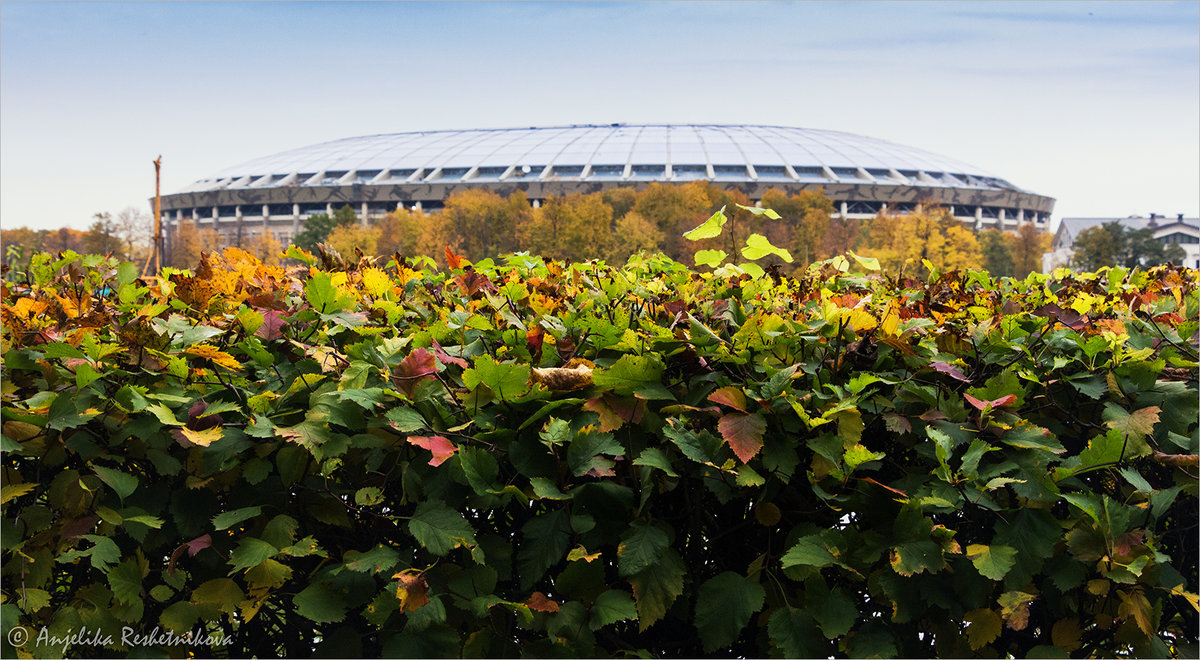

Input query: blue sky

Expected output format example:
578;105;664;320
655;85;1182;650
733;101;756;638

1;1;1197;232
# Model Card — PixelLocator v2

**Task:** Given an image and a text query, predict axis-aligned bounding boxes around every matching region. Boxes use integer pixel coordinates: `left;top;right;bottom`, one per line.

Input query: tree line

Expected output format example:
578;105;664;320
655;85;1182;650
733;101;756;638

4;184;1060;276
276;182;1053;277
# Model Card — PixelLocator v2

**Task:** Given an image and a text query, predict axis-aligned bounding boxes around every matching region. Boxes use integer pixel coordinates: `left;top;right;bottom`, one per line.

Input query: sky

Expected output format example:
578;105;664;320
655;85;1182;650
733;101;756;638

1;1;1197;233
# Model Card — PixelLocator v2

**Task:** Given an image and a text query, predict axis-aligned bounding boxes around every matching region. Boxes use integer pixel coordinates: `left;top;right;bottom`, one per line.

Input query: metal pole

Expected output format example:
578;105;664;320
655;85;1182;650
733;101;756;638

153;156;163;272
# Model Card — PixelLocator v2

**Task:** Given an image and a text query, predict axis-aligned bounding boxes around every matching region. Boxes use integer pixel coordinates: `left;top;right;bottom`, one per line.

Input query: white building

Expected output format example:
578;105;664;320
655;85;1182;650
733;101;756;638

1043;214;1200;271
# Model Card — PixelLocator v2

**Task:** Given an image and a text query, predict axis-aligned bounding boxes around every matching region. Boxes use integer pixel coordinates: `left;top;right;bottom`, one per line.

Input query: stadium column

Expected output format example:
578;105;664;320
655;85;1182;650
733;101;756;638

262;204;269;232
361;202;368;225
236;205;244;248
839;201;848;217
999;208;1007;229
292;204;301;236
974;206;983;231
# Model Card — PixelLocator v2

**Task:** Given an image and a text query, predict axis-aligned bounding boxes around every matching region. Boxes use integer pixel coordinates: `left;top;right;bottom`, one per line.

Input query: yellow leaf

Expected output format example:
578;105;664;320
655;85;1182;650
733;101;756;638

392;569;430;612
1170;584;1200;612
1052;617;1082;652
1086;579;1110;596
1116;589;1156;636
361;268;392;298
964;608;1002;650
879;299;901;337
566;545;602;562
179;426;223;447
1;482;38;504
184;344;242;371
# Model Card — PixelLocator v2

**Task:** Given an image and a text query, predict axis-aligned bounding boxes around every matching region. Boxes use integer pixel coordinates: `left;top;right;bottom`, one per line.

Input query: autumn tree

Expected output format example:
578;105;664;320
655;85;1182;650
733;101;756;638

84;213;121;258
1009;223;1049;276
858;207;981;273
524;193;615;261
293;205;358;252
601;187;638;220
823;215;861;258
246;228;282;267
171;219;220;268
325;223;381;260
375;208;430;258
631;181;711;260
608;211;665;263
441;190;530;260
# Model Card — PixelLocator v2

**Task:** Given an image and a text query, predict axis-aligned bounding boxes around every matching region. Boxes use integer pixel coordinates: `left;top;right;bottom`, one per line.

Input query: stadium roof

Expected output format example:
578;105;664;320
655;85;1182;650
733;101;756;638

178;124;1023;193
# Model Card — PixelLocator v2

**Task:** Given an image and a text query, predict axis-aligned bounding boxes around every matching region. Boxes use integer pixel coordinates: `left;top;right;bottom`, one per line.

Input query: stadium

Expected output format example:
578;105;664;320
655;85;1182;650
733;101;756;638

159;124;1056;247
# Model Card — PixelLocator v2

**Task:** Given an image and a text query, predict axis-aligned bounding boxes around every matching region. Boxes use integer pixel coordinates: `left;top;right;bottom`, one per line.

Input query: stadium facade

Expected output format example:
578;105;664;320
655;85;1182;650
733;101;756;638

158;124;1056;247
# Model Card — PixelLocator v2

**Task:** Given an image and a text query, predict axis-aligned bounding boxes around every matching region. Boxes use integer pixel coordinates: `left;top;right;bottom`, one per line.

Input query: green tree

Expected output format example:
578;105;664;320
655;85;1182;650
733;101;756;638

979;229;1014;277
1073;222;1174;270
84;212;121;258
293;205;358;252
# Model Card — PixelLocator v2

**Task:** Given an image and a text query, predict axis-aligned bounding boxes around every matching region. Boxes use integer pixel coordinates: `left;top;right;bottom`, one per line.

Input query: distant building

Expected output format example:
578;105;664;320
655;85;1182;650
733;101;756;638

155;124;1055;249
1043;214;1200;271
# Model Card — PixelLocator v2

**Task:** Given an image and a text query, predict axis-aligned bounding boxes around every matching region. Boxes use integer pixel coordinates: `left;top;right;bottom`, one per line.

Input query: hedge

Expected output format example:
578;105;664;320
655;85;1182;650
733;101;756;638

1;243;1197;658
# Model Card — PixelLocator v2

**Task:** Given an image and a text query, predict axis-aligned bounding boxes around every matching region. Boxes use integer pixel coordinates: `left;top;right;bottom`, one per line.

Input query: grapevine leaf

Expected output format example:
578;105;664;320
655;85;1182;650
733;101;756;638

694;572;765;651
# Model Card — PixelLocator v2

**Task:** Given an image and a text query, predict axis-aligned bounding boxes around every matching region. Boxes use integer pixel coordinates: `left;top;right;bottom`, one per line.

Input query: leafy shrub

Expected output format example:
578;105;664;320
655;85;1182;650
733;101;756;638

1;245;1197;658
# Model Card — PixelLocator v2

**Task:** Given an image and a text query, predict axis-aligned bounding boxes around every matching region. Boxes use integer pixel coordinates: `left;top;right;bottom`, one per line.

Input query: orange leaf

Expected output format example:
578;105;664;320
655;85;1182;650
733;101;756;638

707;386;748;413
392;569;430;612
525;591;561;613
718;412;765;463
445;245;463;270
184;344;242;371
408;435;458;467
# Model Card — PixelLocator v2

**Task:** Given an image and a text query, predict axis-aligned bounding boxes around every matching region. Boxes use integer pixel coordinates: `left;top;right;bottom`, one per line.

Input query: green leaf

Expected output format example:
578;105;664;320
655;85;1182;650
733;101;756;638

408;500;476;556
517;509;570;588
75;362;102;389
781;535;836;569
1102;404;1160;456
590;589;637;629
593;354;672;400
618;522;671;577
735;203;782;219
890;540;943;576
385;406;426;432
108;559;143;605
739;262;766;279
354;487;383;506
769;607;823;657
229;538;278;573
683;206;728;240
462;355;531;400
694;571;765;651
293;582;347;623
191;578;245;615
844;443;886;469
305;271;354;313
567;430;625;477
459;446;500;495
213;506;262;531
741;233;793;262
92;465;137;500
632;447;679;477
811;584;858;639
694;249;728;268
245;558;293;590
628;548;686;631
343;545;400;574
966;544;1019;580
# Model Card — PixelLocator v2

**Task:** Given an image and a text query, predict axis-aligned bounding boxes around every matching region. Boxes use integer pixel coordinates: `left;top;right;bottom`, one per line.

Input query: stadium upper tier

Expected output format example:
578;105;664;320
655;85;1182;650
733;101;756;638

160;124;1055;244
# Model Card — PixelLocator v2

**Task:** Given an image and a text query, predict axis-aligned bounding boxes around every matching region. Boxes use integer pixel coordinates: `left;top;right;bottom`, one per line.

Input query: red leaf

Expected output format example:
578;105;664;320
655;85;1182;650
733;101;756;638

408;435;458;466
430;339;468;368
708;386;748;413
455;270;497;297
254;309;288;341
932;361;970;382
444;245;463;270
965;393;1017;411
392;348;438;396
186;534;213;556
526;591;561;613
526;326;545;360
718;412;766;463
60;515;100;539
